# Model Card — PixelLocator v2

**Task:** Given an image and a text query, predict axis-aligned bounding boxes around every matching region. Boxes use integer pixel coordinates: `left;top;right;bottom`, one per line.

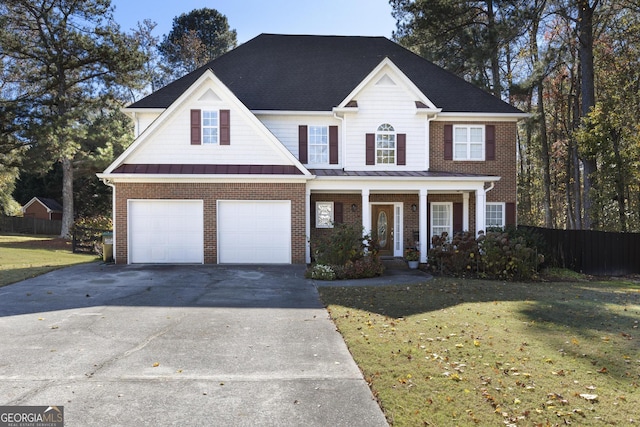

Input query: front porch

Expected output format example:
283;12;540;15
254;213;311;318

306;174;499;264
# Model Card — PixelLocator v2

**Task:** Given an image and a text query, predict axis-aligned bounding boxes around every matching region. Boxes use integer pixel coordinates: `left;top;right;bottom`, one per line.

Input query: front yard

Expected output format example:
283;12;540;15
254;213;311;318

318;276;640;426
0;234;97;287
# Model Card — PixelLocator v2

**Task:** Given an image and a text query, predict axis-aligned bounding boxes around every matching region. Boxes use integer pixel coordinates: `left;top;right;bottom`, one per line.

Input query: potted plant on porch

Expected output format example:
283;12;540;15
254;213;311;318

404;247;420;269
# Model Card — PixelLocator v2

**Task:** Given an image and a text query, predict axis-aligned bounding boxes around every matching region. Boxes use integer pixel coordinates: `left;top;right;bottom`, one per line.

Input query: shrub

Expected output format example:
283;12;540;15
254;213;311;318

307;222;384;280
341;255;385;279
306;264;336;280
428;229;544;281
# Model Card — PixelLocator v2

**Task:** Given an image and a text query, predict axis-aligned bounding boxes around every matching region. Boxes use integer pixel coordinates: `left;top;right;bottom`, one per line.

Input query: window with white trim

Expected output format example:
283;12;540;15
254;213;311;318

486;202;505;229
202;110;219;144
454;125;484;160
431;202;452;239
376;123;396;164
316;201;334;228
309;126;328;164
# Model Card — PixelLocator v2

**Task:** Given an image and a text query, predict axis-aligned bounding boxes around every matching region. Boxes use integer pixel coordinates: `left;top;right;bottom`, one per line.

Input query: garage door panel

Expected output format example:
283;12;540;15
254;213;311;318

129;200;204;264
218;201;291;264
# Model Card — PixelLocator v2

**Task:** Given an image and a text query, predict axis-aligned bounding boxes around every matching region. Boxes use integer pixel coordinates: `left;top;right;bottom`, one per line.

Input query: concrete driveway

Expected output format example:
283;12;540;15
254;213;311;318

0;263;388;426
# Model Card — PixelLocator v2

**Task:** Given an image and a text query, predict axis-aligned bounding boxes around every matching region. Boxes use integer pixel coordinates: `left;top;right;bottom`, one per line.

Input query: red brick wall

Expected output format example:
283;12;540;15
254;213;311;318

430;121;517;204
24;203;49;220
114;182;306;264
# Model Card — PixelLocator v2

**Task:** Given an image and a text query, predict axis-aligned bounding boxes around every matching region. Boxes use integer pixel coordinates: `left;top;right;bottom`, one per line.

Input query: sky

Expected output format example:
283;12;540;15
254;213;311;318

110;0;398;43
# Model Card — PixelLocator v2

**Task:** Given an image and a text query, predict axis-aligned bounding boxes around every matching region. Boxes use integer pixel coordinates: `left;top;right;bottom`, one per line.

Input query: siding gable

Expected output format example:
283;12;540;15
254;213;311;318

105;70;310;175
340;60;439;171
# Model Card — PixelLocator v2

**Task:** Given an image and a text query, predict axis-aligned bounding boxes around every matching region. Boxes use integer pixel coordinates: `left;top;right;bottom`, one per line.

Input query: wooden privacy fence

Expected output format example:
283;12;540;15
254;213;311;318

520;226;640;276
0;215;62;235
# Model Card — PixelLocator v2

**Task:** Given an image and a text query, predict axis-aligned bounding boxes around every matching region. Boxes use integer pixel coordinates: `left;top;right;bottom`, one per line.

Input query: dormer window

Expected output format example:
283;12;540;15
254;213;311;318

376;123;395;164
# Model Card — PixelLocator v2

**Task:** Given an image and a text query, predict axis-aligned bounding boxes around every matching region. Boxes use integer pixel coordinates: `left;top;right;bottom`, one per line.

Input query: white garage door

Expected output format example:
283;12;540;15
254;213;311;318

128;200;204;264
218;200;291;264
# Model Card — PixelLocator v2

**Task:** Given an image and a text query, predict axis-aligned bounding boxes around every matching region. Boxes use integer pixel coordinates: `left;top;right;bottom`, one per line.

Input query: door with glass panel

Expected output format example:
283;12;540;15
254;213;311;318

372;205;394;257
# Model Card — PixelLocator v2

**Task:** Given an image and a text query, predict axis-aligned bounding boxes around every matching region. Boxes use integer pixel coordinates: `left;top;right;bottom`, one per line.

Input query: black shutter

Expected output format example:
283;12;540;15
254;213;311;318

444;124;453;160
298;125;308;163
329;126;338;164
453;202;463;234
397;133;406;165
506;202;516;226
334;202;343;224
366;133;375;165
485;125;495;160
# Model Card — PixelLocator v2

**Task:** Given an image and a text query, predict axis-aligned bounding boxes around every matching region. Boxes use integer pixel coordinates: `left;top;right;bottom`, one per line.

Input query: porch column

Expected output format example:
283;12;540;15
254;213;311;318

361;189;371;236
463;192;470;231
305;189;311;264
475;188;486;236
419;188;428;263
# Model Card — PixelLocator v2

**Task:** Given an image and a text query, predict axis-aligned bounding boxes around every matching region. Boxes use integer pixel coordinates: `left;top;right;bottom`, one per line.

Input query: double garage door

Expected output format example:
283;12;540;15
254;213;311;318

128;200;291;264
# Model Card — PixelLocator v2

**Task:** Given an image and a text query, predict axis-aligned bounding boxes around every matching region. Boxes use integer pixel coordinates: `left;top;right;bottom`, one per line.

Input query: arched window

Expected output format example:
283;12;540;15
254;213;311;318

376;123;395;164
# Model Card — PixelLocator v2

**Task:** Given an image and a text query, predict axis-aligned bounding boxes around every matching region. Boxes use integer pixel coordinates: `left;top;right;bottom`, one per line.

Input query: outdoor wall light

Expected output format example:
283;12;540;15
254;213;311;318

411;204;417;212
351;203;358;212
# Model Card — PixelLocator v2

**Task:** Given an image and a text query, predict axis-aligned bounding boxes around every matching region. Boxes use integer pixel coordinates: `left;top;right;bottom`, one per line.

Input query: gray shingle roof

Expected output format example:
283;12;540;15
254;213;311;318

129;34;521;114
38;197;63;211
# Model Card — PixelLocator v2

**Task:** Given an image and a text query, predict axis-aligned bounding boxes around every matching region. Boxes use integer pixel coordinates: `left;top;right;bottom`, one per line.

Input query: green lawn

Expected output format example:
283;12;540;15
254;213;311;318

318;276;640;426
0;234;98;287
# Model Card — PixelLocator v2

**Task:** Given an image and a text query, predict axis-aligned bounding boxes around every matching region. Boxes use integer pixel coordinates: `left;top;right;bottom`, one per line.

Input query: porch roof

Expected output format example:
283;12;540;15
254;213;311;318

309;169;498;179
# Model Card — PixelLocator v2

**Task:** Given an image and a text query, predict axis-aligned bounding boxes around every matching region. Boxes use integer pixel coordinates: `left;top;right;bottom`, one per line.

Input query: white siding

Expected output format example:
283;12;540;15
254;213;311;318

344;77;428;171
257;114;342;166
127;85;294;166
133;112;161;137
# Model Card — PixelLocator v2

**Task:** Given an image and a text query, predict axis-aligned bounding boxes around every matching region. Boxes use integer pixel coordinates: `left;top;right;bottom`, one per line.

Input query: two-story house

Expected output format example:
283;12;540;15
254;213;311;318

98;34;526;265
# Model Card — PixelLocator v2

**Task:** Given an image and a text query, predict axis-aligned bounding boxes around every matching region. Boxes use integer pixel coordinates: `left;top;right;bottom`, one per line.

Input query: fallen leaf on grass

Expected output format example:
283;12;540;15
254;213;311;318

579;393;598;402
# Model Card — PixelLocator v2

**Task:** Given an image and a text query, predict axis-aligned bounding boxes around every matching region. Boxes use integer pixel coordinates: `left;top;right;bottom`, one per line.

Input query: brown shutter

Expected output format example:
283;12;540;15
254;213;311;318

329;126;339;164
334;202;343;224
298;125;308;163
444;124;453;160
485;124;495;160
220;109;230;145
366;133;375;165
190;109;201;145
453;202;463;234
506;202;516;226
397;133;406;165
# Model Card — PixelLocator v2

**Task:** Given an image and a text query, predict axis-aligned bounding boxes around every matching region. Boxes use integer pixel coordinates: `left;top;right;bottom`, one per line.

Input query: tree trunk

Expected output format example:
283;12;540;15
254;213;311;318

59;157;74;238
577;0;599;229
486;0;502;98
537;83;553;228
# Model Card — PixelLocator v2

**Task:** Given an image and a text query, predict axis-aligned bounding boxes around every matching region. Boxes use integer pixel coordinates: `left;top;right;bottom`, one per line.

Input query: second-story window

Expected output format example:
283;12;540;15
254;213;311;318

376;123;395;164
202;110;219;144
309;126;328;164
454;125;484;160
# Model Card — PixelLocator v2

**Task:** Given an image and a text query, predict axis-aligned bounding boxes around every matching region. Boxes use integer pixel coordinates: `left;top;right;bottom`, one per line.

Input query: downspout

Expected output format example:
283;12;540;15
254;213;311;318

425;112;438;171
103;179;116;263
333;111;345;168
485;181;495;194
